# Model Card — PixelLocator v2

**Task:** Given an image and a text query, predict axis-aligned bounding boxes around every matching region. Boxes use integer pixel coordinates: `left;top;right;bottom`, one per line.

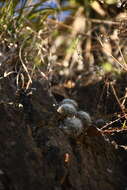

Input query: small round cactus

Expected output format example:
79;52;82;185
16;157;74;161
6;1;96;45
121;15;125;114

77;111;92;128
57;103;77;117
60;98;78;109
95;119;106;128
59;117;83;138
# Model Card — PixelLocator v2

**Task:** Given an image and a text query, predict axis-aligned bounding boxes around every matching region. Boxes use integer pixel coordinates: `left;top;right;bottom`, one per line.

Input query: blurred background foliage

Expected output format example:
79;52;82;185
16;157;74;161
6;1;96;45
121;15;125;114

0;0;126;90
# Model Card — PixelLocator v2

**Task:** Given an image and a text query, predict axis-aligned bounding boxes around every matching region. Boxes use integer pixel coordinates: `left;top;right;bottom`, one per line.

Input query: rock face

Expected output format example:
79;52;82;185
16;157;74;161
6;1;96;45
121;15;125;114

0;78;127;190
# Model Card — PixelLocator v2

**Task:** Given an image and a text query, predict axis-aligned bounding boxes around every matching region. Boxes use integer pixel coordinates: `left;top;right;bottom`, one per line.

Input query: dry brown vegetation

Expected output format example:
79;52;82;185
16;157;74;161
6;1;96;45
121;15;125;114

0;0;127;190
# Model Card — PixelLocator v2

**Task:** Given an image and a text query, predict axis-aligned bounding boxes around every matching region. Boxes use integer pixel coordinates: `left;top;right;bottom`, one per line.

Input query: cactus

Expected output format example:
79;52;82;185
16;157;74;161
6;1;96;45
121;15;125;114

77;111;92;129
60;98;78;109
59;117;83;138
57;103;77;117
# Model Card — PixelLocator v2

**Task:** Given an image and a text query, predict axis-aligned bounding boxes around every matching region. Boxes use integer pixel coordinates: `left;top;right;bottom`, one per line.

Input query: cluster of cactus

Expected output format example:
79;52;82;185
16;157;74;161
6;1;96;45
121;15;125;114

57;98;92;138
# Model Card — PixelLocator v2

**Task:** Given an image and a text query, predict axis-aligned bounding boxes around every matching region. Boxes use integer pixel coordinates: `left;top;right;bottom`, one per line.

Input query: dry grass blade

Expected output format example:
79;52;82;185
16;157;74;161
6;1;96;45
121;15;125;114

19;37;32;88
97;34;127;71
